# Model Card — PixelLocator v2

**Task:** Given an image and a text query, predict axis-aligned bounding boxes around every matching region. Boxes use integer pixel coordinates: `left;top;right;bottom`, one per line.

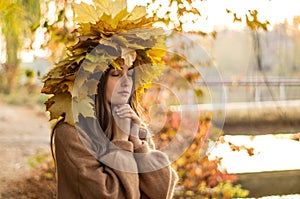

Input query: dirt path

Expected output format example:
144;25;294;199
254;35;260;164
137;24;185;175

0;102;51;195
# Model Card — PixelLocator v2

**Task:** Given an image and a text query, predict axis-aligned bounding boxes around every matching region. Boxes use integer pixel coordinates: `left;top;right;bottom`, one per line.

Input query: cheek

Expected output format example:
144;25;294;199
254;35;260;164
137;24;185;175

129;79;134;90
105;79;117;102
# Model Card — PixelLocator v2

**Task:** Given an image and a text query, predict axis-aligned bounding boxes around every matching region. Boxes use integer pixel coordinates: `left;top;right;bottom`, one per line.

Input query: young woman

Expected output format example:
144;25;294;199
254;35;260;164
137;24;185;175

52;58;178;199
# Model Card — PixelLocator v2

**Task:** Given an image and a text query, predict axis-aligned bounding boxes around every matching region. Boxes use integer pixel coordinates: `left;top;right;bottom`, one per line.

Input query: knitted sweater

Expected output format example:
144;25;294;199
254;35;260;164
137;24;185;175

54;122;178;199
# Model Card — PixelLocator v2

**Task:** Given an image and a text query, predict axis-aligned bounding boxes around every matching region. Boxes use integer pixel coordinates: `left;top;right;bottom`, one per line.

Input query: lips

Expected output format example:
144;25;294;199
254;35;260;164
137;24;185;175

118;91;130;95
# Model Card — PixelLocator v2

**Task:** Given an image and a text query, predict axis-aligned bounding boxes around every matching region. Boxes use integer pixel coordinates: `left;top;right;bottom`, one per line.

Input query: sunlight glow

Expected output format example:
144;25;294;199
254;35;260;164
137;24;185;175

209;134;300;173
75;0;94;4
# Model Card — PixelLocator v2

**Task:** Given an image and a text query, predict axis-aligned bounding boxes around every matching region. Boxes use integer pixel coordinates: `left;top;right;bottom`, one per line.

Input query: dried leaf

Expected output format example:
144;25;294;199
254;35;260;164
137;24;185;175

73;2;99;24
46;92;73;124
72;96;95;123
42;0;166;124
94;0;127;19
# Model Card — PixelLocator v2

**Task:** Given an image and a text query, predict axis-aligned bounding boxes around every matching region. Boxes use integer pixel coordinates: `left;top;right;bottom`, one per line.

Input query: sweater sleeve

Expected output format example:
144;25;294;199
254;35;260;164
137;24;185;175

54;122;140;199
134;138;179;199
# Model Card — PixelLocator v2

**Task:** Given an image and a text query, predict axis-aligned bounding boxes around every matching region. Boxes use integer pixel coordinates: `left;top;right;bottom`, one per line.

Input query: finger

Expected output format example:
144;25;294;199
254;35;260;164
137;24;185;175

116;103;130;108
116;109;133;117
116;110;140;121
116;113;132;119
116;105;141;125
116;108;131;115
112;106;118;112
116;106;131;114
112;109;119;121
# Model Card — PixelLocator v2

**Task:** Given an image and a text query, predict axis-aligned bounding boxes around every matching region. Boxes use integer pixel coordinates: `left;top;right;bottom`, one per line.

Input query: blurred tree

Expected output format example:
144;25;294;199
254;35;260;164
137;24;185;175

41;0;75;63
292;16;300;74
0;0;40;94
40;0;272;59
0;0;273;95
149;0;269;36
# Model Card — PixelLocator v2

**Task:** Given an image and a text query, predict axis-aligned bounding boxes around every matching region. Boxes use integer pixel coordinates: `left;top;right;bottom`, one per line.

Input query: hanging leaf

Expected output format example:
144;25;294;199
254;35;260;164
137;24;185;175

72;96;95;123
45;92;73;124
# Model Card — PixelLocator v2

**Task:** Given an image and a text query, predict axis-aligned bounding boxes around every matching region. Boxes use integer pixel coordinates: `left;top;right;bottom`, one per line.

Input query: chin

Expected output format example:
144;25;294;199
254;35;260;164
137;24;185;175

111;96;130;105
111;100;130;105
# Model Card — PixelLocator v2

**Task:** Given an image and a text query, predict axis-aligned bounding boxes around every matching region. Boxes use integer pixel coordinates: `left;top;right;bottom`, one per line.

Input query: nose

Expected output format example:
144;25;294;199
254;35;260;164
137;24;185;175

120;74;130;87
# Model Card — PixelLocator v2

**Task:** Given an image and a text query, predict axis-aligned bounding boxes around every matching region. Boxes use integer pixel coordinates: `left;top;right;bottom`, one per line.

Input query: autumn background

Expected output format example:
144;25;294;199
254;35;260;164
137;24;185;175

0;0;300;198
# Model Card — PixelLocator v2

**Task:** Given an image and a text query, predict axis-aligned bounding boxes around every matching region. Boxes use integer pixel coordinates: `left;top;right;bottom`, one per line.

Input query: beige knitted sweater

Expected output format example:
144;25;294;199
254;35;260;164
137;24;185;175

54;122;178;199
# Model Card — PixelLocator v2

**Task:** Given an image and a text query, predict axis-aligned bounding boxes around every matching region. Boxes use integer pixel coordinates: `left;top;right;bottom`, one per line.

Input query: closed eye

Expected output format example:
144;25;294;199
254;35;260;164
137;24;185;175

110;70;121;77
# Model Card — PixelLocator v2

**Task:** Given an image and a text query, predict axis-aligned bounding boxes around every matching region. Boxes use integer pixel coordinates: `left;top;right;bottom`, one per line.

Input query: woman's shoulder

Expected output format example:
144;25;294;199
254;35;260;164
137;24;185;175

54;121;78;140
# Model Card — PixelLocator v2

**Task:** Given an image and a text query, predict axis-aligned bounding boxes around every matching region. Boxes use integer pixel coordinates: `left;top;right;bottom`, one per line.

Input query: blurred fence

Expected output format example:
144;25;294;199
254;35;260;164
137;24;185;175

197;77;300;102
236;170;300;198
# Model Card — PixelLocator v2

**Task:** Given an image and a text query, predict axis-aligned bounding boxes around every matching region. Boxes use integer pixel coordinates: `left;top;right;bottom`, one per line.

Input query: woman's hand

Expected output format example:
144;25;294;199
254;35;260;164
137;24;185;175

114;104;142;147
114;104;141;125
112;106;131;141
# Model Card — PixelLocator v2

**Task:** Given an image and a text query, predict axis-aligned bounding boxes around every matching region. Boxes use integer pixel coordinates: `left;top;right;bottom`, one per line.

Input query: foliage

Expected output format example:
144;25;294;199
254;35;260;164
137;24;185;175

42;0;76;63
148;0;206;34
41;0;167;125
39;0;275;62
0;0;41;48
226;9;269;31
152;110;249;198
0;0;273;96
149;0;270;35
140;47;249;198
0;0;41;93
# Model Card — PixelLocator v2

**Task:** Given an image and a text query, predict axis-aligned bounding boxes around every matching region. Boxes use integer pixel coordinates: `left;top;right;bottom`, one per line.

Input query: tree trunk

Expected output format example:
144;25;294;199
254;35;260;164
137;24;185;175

2;32;20;94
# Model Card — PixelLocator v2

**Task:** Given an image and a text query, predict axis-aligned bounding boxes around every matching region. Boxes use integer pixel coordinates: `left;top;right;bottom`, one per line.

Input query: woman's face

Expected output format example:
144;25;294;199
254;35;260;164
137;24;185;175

105;64;134;105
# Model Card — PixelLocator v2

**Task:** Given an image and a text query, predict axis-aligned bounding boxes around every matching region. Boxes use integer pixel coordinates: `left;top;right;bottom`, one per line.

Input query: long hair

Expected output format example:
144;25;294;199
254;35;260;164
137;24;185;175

50;64;146;161
95;66;144;140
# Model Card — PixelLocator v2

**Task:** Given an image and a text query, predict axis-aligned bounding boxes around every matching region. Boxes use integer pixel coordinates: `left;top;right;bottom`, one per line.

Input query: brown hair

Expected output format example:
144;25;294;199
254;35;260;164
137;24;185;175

95;66;146;139
50;61;147;162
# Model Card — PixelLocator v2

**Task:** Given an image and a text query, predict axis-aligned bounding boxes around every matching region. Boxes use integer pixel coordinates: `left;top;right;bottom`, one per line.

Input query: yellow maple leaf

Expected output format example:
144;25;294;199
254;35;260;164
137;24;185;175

72;96;95;123
100;8;128;29
42;0;167;125
94;0;127;19
73;2;99;24
124;6;147;22
45;92;74;124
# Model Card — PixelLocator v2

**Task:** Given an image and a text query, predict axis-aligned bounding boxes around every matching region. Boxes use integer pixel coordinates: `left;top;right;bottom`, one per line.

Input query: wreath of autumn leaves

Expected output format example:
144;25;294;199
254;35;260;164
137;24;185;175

41;0;167;125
